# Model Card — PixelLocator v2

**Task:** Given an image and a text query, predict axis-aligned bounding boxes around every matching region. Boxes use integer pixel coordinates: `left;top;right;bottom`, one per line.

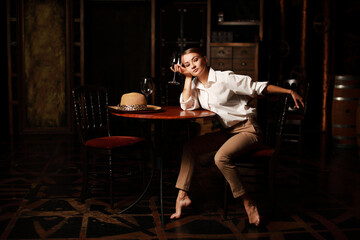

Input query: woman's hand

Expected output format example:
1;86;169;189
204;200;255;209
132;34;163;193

170;64;193;102
289;90;305;109
264;85;305;109
170;64;192;79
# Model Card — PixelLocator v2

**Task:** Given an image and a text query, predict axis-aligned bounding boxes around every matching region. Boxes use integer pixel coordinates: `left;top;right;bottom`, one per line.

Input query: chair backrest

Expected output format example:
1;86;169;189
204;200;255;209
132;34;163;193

72;85;111;145
283;78;309;114
284;79;300;111
275;95;290;143
264;94;290;149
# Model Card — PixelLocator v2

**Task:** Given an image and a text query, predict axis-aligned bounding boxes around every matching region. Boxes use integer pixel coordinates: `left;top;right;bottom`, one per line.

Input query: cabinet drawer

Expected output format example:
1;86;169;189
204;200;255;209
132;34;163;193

233;59;255;70
211;47;232;58
211;58;232;71
233;46;256;59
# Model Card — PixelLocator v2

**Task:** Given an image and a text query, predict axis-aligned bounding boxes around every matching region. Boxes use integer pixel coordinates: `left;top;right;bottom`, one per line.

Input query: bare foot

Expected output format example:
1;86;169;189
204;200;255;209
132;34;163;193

244;201;260;226
242;194;260;226
170;190;192;219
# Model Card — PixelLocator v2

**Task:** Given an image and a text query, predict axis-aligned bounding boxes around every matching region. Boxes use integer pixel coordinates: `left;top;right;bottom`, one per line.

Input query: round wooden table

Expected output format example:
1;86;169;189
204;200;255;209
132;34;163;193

111;106;216;226
111;105;216;120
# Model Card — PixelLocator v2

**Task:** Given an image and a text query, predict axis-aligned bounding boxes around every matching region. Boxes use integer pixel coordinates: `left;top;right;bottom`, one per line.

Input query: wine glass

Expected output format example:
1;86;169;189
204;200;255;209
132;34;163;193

140;77;154;104
168;51;181;85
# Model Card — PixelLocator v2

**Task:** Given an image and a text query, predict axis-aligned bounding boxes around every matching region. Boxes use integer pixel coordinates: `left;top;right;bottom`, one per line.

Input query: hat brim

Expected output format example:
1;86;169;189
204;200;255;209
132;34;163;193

108;105;163;113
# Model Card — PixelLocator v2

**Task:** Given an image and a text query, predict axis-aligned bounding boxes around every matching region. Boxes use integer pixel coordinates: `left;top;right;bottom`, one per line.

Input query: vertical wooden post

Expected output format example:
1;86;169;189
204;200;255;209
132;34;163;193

300;0;307;70
259;0;263;41
279;0;285;84
80;0;85;86
322;0;330;132
151;0;156;104
6;0;14;135
207;0;211;57
151;0;156;78
66;0;71;130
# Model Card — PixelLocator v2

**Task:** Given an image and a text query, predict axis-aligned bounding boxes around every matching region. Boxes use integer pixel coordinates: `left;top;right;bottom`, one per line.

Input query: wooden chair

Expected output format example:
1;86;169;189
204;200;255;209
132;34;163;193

72;85;153;211
223;95;290;220
282;79;309;151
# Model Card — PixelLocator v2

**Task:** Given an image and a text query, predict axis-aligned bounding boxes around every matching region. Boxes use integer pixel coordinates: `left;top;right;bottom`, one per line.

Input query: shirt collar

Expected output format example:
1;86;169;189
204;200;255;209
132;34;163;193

208;67;216;84
195;67;216;89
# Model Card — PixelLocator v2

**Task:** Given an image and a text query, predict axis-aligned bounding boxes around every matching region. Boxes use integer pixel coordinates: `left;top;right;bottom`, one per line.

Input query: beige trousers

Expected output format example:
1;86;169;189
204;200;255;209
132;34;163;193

175;119;262;198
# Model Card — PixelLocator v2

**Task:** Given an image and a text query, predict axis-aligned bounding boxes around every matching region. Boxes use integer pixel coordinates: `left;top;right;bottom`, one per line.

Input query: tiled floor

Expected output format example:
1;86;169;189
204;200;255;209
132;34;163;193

0;134;359;239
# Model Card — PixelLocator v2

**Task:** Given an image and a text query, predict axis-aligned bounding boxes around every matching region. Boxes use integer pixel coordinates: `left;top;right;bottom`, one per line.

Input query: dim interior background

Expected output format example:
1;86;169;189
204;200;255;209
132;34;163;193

1;0;360;153
1;1;360;239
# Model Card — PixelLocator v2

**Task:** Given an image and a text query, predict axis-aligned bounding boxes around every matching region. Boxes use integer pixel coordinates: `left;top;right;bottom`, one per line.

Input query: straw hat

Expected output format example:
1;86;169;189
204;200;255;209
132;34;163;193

118;92;148;111
117;92;162;112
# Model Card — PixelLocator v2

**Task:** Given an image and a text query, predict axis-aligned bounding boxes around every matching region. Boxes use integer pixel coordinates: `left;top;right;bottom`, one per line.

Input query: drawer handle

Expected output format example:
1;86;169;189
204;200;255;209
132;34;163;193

218;62;225;66
241;50;248;55
241;61;247;66
218;50;225;55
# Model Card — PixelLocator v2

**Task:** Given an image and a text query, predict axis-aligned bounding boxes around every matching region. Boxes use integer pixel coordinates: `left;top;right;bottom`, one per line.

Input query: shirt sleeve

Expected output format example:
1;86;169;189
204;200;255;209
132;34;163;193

179;90;200;110
228;73;268;97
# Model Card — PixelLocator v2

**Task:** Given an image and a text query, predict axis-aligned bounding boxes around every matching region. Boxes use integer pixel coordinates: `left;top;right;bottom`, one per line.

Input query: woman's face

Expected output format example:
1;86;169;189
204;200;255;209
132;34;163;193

181;52;208;77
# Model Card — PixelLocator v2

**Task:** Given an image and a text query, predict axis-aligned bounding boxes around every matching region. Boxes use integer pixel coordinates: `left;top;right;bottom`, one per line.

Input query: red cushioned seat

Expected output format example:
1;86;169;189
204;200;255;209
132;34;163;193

245;145;275;158
86;136;145;149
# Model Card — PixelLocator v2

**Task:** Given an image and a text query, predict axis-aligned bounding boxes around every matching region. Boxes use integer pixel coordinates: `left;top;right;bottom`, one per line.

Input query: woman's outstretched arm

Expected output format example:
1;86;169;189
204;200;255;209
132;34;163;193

263;84;305;109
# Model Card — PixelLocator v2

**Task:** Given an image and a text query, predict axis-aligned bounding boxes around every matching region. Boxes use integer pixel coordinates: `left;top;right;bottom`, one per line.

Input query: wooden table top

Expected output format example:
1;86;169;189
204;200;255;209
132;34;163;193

111;105;216;120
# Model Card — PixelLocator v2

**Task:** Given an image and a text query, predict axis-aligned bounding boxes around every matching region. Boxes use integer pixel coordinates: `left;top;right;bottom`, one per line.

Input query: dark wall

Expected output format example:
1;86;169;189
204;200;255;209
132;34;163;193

84;0;152;136
3;0;360;138
333;0;360;75
85;1;152;106
1;0;9;139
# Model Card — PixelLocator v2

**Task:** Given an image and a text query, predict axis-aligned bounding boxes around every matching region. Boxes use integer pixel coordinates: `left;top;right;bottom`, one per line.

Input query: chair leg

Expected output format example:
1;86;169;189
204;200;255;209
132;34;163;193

81;150;88;203
298;122;304;156
268;155;277;200
223;179;229;220
108;153;114;209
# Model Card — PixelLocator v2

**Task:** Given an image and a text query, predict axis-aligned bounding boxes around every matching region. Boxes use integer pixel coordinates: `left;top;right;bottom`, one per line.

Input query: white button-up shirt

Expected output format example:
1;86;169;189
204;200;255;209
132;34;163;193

180;68;268;128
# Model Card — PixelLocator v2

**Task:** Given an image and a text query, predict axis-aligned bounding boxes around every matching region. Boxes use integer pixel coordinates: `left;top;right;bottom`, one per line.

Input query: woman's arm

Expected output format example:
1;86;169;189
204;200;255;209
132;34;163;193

171;64;193;102
181;76;193;102
263;84;305;109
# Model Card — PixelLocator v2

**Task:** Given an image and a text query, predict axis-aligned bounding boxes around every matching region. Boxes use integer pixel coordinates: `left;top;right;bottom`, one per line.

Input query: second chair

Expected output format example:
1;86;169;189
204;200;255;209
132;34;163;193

72;85;153;211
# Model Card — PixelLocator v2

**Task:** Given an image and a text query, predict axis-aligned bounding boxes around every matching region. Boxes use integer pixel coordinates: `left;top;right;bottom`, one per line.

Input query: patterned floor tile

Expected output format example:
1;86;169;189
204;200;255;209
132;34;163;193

0;135;359;239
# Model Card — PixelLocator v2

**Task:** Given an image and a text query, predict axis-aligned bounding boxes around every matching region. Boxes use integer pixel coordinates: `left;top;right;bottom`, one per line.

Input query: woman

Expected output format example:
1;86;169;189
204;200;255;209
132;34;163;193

170;48;304;226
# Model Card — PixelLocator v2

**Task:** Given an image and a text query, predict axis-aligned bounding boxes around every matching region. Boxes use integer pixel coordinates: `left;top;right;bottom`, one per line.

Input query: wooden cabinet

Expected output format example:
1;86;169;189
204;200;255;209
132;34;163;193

195;0;262;135
210;43;258;81
202;42;259;134
207;0;263;81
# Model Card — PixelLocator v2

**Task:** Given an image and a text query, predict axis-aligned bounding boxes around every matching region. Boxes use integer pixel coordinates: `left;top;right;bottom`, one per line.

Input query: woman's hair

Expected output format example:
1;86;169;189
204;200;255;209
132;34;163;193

181;48;205;58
